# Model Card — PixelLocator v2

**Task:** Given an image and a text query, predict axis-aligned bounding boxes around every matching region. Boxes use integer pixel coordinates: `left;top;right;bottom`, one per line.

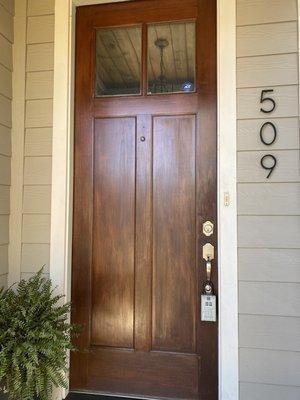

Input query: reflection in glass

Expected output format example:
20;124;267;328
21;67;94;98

148;22;196;94
95;26;142;96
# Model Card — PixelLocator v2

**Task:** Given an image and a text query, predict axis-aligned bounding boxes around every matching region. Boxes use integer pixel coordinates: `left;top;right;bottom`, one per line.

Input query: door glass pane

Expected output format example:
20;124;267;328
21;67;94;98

95;26;142;97
148;22;196;95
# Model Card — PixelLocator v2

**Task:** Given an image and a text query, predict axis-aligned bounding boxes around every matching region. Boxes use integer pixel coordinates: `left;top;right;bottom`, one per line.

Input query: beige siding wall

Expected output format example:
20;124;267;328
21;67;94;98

20;0;54;278
237;0;300;398
7;0;300;396
0;0;14;288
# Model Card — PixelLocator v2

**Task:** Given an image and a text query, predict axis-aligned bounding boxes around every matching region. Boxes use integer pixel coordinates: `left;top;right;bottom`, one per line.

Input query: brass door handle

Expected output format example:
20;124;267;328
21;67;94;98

202;243;214;294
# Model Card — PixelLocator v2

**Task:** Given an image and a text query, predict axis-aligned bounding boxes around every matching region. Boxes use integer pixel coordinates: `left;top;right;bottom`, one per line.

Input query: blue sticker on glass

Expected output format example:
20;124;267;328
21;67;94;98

182;81;193;92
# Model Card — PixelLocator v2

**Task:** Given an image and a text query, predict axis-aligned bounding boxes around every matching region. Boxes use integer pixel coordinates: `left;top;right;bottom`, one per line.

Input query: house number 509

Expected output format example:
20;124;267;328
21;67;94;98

259;89;278;178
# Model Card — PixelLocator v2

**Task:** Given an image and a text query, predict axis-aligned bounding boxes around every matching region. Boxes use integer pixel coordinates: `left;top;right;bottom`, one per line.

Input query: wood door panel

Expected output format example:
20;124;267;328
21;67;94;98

93;94;198;118
72;1;217;398
152;115;197;353
91;118;136;348
88;349;199;399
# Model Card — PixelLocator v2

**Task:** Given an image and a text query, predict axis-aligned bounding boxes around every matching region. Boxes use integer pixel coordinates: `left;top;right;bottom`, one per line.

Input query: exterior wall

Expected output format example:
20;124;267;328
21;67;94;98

0;0;14;288
237;0;300;398
7;0;300;398
10;0;54;282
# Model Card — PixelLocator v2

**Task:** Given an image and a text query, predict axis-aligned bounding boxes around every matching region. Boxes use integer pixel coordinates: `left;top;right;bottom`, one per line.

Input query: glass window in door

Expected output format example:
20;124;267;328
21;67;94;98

95;26;142;96
147;21;196;94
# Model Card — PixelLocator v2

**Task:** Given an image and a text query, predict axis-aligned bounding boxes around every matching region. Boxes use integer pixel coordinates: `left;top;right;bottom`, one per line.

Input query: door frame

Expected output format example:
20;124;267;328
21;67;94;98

50;0;238;399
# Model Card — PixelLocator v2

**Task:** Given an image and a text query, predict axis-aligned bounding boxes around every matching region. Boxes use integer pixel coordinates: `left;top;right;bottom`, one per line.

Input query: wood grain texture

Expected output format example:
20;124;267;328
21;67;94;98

91;117;136;348
237;22;298;57
239;314;300;351
238;183;300;215
87;349;199;399
237;150;300;183
0;185;9;214
25;99;53;128
23;185;51;214
25;127;52;156
0;124;11;156
237;0;297;26
21;243;50;272
26;71;54;100
134;115;152;352
27;0;54;16
0;34;12;69
240;382;300;400
71;1;217;398
27;43;54;72
240;348;300;386
0;215;9;244
237;85;298;120
239;281;300;317
22;214;51;244
238;216;300;248
152;115;196;353
239;248;300;283
24;156;52;185
237;118;299;151
0;244;8;275
27;15;54;44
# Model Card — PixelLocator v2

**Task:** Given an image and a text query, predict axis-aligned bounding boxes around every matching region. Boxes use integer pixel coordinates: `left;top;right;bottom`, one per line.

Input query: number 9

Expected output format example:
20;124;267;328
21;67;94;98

260;154;277;178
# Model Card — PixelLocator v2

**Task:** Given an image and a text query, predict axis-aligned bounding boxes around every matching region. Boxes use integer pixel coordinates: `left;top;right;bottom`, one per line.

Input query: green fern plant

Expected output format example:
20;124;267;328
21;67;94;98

0;270;78;400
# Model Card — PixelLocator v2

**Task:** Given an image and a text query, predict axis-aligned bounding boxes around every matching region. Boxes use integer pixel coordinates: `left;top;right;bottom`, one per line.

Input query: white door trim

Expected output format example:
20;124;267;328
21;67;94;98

50;1;238;399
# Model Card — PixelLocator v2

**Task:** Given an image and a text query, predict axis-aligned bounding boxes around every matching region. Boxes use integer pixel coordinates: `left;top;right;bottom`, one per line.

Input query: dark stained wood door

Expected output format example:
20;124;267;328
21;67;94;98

71;1;217;399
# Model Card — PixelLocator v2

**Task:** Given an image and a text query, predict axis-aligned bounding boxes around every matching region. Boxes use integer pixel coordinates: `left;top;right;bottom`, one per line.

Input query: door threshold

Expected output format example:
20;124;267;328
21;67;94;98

66;392;159;400
66;394;142;400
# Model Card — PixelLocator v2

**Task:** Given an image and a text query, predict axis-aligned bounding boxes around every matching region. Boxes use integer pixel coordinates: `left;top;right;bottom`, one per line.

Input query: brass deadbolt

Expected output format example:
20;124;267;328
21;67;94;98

203;220;214;237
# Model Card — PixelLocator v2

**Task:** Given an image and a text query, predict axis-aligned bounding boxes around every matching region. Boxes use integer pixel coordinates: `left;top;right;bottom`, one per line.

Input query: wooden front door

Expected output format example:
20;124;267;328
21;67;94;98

71;1;217;399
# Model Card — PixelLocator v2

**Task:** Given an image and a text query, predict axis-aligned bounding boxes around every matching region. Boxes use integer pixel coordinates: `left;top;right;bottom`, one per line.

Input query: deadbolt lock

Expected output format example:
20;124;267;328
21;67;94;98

203;220;214;237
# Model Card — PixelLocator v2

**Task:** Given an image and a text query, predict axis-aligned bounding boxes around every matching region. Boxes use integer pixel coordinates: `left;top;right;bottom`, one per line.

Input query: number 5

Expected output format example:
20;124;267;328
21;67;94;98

260;89;276;113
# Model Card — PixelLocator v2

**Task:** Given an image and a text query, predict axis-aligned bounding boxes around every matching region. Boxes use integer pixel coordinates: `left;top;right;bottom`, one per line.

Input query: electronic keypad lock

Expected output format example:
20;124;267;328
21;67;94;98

201;243;217;322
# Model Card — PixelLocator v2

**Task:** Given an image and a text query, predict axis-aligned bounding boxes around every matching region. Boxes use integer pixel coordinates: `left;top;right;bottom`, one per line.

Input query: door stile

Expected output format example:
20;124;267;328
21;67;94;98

71;13;94;389
197;1;218;399
135;115;152;352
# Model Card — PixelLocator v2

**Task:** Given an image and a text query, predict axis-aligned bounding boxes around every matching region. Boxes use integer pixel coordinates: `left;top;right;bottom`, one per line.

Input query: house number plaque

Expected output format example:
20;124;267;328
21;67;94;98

259;89;278;178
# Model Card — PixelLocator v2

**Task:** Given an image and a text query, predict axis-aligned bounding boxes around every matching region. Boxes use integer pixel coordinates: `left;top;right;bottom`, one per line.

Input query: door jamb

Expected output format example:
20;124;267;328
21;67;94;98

50;1;238;399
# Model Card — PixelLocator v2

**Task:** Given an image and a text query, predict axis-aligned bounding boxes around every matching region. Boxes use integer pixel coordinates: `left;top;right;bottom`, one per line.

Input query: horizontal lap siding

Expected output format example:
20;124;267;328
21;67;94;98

0;0;13;286
21;1;55;276
237;1;300;398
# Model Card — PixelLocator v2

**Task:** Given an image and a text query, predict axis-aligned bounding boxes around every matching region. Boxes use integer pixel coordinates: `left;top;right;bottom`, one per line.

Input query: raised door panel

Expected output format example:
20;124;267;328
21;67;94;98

152;115;197;353
91;117;136;348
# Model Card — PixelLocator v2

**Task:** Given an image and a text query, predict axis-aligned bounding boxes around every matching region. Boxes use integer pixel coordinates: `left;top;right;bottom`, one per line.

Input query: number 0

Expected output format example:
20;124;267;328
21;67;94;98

260;122;277;145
